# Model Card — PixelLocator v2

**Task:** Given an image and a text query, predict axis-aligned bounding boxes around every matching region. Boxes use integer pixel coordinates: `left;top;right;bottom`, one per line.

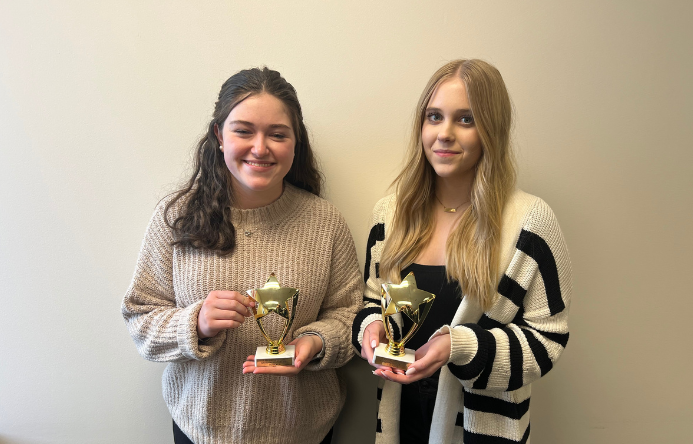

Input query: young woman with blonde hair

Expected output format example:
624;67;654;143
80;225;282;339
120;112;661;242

353;59;571;443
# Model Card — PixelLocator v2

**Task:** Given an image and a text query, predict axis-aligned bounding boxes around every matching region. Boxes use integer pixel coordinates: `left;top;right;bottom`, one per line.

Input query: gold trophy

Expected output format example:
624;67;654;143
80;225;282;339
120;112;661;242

248;273;299;367
372;272;436;370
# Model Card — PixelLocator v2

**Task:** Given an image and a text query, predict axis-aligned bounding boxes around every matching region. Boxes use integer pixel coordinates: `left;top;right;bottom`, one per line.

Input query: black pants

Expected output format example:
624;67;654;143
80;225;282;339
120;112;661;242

399;376;439;444
173;420;333;444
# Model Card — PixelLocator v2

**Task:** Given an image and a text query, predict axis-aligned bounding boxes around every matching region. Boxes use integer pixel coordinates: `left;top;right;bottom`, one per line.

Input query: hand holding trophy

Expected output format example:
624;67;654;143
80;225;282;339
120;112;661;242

372;272;436;371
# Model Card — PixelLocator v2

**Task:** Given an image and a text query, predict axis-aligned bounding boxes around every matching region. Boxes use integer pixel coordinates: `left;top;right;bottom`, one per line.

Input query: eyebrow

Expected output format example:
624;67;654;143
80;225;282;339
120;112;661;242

426;107;473;114
228;120;292;130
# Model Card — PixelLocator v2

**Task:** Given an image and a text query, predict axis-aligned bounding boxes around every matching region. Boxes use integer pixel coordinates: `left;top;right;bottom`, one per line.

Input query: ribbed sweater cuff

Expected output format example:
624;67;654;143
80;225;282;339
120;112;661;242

177;299;207;360
431;324;477;366
298;321;348;371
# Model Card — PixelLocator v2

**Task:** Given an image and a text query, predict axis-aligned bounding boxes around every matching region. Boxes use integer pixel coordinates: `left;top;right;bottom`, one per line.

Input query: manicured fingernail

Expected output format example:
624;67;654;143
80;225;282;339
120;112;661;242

406;367;416;375
372;370;377;375
371;340;377;349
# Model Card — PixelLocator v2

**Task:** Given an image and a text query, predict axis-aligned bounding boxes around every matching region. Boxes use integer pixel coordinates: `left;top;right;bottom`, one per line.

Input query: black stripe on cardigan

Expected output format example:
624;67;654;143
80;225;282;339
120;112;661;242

364;223;385;283
364;296;380;305
478;314;504;330
352;306;380;351
542;330;570;348
497;274;527;307
447;324;495;381
516;229;565;315
514;306;570;349
455;411;464;427
464;391;530;420
520;327;553;376
472;330;496;389
464;424;530;444
505;327;524;391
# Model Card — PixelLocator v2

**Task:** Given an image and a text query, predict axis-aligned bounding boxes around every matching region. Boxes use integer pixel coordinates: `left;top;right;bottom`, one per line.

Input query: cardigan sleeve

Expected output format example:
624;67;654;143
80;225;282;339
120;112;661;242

295;212;364;371
351;196;404;354
439;198;572;391
121;200;226;363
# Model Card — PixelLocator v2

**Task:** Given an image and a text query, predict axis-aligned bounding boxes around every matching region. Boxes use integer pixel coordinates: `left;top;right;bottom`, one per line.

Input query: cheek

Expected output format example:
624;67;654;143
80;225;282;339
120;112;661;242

282;144;296;165
421;126;435;149
463;130;482;153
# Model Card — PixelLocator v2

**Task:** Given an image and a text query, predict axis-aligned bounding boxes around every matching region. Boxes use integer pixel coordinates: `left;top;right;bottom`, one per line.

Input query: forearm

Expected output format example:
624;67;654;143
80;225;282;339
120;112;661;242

122;293;225;362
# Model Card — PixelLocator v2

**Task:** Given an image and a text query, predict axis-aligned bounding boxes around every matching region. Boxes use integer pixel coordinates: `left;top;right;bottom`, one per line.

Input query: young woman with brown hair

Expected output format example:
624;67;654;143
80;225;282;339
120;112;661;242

123;67;362;444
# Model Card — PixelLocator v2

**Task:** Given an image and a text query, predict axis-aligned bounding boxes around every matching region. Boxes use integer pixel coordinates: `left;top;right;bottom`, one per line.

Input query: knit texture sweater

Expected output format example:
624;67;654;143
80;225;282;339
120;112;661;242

122;184;363;444
352;189;572;444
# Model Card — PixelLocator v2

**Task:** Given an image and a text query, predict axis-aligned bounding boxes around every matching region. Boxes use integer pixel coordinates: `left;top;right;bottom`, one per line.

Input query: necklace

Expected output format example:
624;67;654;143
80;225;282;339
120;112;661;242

434;195;469;213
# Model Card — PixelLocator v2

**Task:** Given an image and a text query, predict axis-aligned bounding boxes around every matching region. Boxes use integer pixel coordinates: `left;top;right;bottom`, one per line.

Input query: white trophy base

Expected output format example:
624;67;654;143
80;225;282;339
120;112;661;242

255;345;295;367
372;343;415;371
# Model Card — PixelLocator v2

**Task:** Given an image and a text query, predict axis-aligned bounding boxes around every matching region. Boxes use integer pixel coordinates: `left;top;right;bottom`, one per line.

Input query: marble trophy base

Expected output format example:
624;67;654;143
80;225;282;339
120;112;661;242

255;345;295;367
372;343;415;371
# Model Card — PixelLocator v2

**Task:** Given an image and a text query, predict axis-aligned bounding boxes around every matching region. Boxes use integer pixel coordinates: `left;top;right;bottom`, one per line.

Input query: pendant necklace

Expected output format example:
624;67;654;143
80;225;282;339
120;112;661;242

434;195;470;213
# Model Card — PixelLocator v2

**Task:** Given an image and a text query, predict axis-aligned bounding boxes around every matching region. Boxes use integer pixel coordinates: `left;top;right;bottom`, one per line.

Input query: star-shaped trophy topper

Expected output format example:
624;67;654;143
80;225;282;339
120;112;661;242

249;273;299;321
381;272;436;324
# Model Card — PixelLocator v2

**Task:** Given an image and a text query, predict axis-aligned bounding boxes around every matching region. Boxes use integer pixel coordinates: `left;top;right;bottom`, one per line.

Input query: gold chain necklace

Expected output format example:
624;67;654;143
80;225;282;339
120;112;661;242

434;195;470;213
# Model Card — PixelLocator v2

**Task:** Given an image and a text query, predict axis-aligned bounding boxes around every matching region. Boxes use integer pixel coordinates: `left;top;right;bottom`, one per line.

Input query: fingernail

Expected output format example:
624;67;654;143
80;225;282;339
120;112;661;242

406;367;416;375
371;340;377;349
372;370;377;375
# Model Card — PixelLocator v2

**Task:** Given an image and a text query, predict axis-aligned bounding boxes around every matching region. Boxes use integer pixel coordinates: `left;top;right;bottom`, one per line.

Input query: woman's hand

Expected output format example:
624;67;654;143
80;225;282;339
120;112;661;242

242;334;323;375
361;320;387;365
362;320;404;374
374;333;451;384
197;290;256;339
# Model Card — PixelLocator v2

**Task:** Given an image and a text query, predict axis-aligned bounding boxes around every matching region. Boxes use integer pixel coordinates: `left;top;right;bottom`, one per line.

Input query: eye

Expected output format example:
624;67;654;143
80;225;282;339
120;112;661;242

271;133;288;140
426;111;443;122
233;128;251;135
460;115;474;125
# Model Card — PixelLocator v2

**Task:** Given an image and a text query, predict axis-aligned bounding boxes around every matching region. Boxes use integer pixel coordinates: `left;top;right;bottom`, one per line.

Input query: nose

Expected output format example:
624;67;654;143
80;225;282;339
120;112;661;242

437;122;454;143
251;133;269;157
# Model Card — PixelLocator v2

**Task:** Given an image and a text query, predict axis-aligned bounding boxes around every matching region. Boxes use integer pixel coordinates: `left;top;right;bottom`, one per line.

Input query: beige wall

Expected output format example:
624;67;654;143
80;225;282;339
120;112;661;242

1;1;691;443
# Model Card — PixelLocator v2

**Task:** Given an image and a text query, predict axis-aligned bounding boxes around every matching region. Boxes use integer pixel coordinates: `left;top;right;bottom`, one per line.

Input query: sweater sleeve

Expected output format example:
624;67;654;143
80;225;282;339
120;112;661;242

296;213;364;371
439;198;572;391
351;196;403;354
121;200;226;362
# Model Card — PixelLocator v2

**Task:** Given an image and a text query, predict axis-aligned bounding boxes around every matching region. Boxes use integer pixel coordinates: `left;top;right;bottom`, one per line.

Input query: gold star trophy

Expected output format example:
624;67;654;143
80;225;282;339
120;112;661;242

248;273;299;367
373;272;436;370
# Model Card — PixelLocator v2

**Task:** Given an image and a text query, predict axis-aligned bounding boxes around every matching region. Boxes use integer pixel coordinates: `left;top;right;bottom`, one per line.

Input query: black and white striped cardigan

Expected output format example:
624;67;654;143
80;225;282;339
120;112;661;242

352;189;572;444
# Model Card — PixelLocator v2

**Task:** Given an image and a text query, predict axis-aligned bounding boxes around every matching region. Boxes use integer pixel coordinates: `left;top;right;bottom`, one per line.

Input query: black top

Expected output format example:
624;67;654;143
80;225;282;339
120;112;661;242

398;263;461;444
399;263;461;351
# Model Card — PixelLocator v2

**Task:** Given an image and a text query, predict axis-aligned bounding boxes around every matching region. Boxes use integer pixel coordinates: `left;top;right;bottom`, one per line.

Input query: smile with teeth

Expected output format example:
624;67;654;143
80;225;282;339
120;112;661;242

244;160;274;167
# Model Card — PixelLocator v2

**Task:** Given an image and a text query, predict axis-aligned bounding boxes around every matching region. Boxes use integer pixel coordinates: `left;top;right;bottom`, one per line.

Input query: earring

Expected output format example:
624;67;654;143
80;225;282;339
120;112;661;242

219;145;223;152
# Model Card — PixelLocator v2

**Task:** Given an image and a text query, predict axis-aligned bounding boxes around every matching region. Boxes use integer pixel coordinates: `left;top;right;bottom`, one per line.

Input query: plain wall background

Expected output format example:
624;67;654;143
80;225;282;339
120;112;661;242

1;1;691;443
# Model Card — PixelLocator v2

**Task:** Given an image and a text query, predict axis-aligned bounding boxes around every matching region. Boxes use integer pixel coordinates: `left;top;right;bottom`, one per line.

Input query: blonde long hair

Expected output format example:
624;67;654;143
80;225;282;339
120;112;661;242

380;59;516;310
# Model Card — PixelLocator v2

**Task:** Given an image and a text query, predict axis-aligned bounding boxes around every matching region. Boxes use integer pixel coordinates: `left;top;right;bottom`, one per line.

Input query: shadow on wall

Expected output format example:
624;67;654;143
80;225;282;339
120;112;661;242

0;436;42;444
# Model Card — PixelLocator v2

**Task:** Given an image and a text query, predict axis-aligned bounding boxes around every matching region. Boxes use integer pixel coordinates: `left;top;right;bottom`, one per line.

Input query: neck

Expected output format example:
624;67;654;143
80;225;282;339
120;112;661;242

232;182;284;210
434;173;474;210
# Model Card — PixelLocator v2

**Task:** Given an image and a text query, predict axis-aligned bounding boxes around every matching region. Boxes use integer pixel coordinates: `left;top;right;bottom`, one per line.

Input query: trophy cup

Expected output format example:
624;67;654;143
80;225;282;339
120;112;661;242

372;272;436;370
247;273;299;367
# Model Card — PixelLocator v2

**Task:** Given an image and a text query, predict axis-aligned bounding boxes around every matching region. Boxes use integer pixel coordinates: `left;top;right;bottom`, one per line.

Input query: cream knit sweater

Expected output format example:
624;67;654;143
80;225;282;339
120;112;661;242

122;184;363;444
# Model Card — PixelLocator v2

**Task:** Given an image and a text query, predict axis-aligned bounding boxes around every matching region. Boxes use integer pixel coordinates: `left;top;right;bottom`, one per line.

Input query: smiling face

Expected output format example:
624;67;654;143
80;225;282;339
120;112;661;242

421;77;482;184
216;93;296;208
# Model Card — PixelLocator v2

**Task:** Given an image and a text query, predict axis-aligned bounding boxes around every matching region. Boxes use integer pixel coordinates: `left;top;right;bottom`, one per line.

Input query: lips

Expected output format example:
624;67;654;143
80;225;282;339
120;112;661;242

433;150;462;157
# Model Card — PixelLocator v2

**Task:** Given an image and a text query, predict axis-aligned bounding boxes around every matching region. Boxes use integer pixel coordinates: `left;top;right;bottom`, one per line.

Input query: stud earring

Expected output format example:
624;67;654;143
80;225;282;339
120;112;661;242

219;145;223;152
